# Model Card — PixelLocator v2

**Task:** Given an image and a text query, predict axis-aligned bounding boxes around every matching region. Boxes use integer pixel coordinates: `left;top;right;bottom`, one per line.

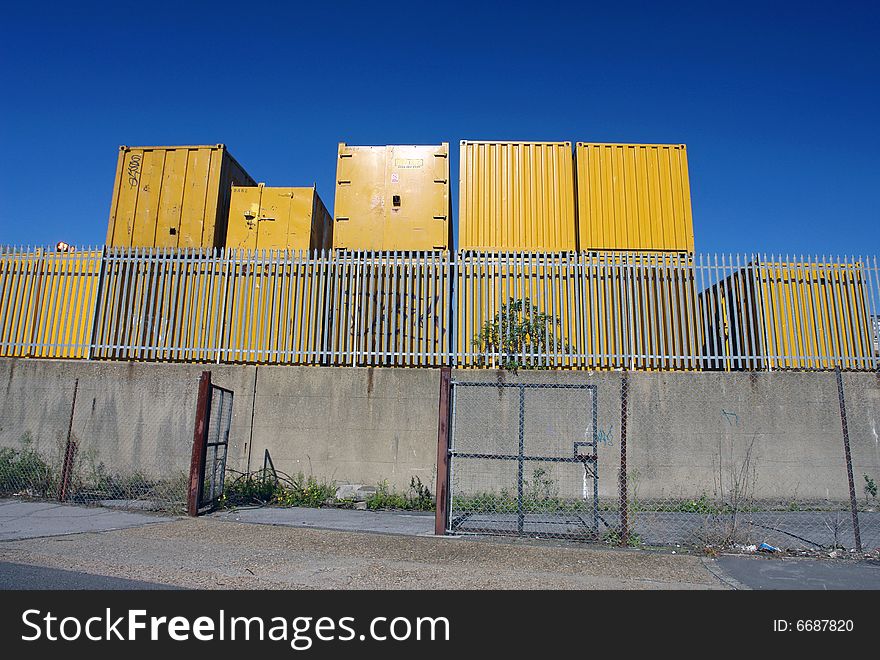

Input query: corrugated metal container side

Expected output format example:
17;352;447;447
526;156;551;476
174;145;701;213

701;260;874;370
575;143;694;253
456;251;701;370
0;249;101;359
312;192;333;251
106;145;255;249
226;185;333;251
458;141;576;251
333;143;451;251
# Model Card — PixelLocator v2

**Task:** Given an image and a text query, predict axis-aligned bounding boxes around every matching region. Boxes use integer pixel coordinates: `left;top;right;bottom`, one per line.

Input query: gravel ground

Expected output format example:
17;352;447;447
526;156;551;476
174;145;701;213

0;517;730;590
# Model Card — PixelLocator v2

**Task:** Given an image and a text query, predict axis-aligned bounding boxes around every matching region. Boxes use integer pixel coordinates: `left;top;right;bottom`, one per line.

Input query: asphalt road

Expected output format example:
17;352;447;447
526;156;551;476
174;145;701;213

0;561;176;590
716;556;880;590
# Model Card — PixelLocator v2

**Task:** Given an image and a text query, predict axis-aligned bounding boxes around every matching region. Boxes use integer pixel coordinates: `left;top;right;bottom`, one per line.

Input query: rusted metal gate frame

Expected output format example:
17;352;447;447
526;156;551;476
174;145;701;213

441;379;599;540
188;371;233;516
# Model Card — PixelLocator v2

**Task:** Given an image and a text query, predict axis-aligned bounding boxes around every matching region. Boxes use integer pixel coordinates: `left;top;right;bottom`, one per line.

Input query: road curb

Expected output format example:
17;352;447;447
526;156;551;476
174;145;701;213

701;557;752;590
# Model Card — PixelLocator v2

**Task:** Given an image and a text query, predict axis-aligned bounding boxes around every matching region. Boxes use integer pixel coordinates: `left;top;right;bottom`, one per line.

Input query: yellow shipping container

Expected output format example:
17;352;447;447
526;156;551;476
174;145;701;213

88;249;329;365
333;143;451;251
0;249;101;359
701;260;874;370
575;143;694;253
226;184;333;251
457;252;701;370
458;141;576;251
106;144;255;249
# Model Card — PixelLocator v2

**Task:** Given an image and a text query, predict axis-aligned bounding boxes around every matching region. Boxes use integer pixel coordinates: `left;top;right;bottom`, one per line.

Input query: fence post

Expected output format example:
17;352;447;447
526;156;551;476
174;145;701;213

618;372;629;546
835;368;862;552
85;245;107;361
434;366;451;535
188;371;212;517
58;379;79;502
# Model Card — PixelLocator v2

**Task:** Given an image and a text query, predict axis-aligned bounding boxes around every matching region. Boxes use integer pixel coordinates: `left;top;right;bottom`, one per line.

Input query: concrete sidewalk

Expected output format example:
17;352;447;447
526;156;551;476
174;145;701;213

0;516;729;590
0;499;726;589
0;499;170;541
213;505;434;536
2;499;878;590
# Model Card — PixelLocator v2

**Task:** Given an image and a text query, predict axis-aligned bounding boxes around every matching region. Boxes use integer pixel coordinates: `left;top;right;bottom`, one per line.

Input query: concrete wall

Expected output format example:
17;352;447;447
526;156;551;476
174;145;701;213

0;358;439;492
451;369;880;502
623;371;851;502
248;366;440;490
0;359;256;480
2;357;877;503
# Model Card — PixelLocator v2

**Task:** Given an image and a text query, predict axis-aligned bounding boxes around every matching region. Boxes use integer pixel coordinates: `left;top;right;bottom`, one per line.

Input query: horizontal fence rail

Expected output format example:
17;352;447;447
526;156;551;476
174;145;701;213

0;247;878;371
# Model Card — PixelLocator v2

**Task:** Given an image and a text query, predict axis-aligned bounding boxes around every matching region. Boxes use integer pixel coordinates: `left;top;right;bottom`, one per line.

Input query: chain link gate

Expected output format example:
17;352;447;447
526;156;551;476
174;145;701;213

188;371;233;515
446;380;600;540
200;383;233;511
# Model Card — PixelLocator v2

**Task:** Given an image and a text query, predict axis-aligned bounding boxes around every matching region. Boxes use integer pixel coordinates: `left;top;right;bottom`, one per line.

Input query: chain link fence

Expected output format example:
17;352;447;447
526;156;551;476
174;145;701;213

839;372;880;534
620;371;878;554
446;369;880;556
0;378;193;513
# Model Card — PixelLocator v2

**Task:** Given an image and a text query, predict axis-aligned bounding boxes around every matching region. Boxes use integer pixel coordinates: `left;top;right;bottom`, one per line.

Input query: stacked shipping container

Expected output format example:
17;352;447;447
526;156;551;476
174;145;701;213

701;259;874;370
333;143;452;251
575;143;694;253
106;145;256;249
226;184;333;251
458;140;577;251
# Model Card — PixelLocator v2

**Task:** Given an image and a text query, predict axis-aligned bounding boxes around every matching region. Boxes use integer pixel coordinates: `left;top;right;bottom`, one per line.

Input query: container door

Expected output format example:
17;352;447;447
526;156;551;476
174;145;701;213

334;145;386;250
384;145;450;250
226;186;263;250
254;187;286;249
259;188;315;251
111;149;165;247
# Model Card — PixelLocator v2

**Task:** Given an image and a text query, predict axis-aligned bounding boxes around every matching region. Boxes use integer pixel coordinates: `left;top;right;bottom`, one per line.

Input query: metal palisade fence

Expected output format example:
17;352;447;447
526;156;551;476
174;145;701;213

0;247;878;371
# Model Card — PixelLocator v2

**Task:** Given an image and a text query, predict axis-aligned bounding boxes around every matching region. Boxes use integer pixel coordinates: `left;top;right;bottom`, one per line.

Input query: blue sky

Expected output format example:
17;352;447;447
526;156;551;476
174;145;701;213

1;1;877;254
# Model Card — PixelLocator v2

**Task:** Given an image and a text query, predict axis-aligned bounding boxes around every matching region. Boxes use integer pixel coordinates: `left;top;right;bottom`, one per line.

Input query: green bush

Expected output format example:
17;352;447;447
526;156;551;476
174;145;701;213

473;297;570;371
366;477;434;511
275;474;337;508
220;472;336;508
219;471;434;511
602;529;643;547
0;439;57;498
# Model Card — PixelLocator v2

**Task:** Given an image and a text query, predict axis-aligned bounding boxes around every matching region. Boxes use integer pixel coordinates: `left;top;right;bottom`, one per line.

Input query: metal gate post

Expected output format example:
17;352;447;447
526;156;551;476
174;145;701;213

434;367;452;535
188;371;212;517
